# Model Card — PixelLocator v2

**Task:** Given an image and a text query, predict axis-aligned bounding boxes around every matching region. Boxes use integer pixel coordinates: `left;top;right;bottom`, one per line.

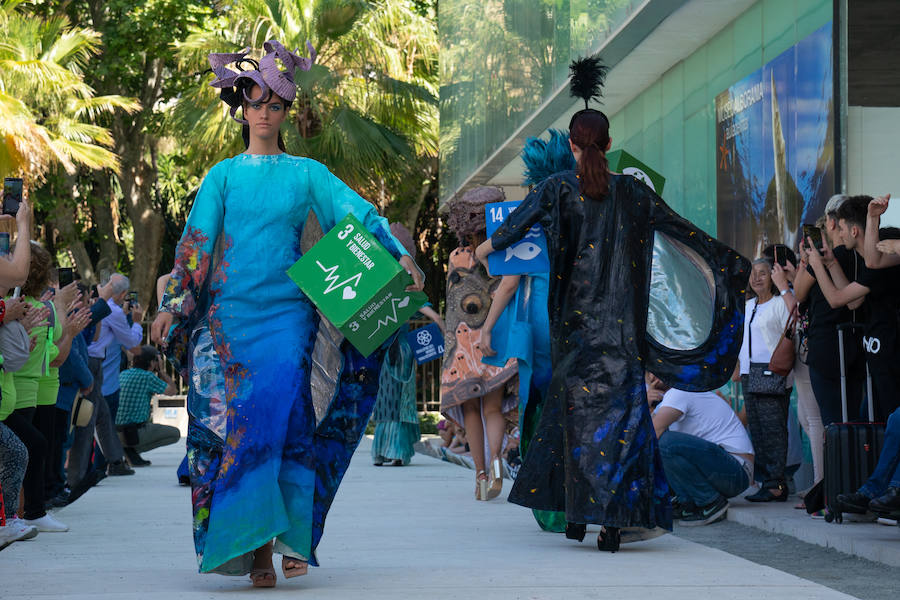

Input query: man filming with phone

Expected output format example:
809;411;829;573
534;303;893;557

69;274;143;486
803;195;900;422
792;195;867;427
92;275;143;455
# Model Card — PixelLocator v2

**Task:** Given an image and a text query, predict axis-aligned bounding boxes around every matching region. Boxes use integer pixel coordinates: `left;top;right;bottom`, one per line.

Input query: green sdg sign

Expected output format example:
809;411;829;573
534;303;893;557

288;214;427;357
606;149;665;195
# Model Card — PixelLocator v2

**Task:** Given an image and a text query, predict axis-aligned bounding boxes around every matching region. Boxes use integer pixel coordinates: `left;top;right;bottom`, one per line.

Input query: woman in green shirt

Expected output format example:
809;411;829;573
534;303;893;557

0;243;73;531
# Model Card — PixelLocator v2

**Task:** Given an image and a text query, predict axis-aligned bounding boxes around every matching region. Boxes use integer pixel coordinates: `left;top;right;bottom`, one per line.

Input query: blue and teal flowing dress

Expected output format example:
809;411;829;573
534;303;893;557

162;153;409;574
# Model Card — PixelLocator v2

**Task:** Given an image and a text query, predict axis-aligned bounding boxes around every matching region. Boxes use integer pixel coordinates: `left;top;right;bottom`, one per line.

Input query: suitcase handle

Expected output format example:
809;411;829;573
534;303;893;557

836;323;873;423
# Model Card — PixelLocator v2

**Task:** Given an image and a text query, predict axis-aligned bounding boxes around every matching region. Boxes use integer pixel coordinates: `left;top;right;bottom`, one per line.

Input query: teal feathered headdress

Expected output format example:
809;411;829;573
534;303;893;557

521;129;576;187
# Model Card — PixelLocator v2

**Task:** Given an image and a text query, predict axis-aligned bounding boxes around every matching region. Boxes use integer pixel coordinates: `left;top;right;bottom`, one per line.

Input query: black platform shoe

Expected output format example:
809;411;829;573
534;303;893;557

565;522;586;542
597;527;621;553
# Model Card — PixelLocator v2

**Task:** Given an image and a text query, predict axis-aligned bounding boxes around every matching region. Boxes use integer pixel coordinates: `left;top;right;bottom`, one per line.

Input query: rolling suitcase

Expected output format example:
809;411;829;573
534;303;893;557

823;323;886;523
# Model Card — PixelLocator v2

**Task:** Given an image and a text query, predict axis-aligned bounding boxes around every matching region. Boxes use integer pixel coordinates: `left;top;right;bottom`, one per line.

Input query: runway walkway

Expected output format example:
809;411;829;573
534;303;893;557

1;440;859;599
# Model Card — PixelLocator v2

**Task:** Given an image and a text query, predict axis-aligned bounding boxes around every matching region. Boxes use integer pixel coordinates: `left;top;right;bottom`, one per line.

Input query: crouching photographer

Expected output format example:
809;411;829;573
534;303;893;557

115;346;179;466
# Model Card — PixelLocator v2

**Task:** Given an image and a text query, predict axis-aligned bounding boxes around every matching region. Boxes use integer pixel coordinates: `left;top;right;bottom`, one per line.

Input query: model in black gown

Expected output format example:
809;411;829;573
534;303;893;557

486;168;749;538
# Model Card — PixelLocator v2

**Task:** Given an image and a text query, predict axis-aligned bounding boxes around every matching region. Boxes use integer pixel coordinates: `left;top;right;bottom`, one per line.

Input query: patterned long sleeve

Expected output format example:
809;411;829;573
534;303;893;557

161;161;226;319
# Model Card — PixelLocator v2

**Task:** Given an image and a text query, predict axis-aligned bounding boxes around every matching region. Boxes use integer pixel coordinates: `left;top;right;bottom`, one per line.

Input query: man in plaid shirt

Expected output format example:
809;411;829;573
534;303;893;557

115;346;178;466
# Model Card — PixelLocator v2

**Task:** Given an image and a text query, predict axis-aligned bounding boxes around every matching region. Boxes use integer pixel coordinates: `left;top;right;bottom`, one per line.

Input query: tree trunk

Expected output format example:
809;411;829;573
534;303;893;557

51;174;97;283
89;171;119;281
117;130;164;311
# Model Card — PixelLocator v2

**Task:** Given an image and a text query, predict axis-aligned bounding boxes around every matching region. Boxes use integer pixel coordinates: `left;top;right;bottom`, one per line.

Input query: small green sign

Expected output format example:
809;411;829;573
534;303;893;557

287;214;427;357
606;149;666;194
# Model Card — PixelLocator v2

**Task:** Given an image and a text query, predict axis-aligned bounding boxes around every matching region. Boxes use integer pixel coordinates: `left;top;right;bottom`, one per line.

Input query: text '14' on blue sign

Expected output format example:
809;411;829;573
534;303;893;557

407;323;444;365
484;201;550;275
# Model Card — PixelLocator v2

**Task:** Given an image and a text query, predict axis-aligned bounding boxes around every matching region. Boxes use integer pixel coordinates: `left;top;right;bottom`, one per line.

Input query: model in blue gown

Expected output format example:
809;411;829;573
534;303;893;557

162;154;409;574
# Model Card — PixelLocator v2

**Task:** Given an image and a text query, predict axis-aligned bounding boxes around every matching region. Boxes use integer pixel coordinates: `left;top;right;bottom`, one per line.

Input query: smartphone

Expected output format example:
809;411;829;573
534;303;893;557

12;286;20;299
802;224;823;250
0;232;9;257
58;267;75;288
774;246;783;267
127;291;138;304
2;178;23;216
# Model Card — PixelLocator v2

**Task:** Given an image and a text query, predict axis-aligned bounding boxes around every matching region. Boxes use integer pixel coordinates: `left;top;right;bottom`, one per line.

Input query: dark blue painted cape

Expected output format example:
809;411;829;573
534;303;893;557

492;172;749;530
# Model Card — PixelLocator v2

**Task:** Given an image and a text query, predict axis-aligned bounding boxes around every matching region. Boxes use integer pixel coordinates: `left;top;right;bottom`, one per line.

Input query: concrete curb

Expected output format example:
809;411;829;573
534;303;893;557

727;499;900;567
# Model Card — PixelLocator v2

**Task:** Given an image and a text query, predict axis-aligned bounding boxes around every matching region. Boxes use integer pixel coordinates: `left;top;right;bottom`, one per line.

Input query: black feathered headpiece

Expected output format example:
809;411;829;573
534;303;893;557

568;55;609;129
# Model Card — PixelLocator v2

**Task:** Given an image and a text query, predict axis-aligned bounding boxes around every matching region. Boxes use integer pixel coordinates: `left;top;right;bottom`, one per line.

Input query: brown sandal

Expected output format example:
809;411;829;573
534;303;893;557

282;556;309;578
250;567;277;588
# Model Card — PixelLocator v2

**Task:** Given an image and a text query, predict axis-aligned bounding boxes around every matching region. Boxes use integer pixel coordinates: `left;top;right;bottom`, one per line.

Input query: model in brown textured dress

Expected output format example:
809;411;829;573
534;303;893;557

441;187;518;501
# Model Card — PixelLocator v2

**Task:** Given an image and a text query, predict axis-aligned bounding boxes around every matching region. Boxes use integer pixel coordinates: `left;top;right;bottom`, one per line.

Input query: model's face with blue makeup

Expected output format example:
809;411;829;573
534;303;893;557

243;84;288;139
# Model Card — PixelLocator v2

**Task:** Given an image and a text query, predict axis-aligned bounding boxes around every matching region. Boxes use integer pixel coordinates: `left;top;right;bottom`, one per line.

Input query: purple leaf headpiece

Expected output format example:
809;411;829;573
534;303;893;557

208;40;316;124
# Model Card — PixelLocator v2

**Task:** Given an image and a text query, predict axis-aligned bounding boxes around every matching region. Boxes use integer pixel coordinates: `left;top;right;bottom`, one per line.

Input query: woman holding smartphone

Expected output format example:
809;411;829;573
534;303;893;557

150;41;422;588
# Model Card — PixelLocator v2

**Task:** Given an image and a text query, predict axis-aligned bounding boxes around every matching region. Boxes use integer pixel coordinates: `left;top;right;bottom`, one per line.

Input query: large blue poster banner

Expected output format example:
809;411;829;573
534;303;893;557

716;22;835;259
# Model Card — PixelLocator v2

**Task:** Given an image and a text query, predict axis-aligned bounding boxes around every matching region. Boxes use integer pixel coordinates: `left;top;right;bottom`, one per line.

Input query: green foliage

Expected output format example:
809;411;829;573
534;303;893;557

0;2;139;182
7;0;440;307
439;0;634;200
418;411;440;434
171;0;438;204
155;147;202;274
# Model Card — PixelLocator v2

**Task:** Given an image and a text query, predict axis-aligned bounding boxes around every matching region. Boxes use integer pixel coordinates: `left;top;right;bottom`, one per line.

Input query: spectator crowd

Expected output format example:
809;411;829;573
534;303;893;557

0;199;181;549
427;192;900;532
644;193;900;526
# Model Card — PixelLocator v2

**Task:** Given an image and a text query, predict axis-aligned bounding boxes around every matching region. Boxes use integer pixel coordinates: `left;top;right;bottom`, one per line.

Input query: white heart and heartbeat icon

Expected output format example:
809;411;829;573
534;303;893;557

316;261;362;301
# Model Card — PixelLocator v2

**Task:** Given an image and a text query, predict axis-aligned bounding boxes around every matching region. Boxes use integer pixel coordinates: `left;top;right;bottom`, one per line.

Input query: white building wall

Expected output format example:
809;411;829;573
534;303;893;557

847;106;900;227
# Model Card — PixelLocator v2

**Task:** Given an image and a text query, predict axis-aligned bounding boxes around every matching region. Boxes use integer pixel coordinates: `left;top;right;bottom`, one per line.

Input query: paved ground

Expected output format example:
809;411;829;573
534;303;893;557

0;441;865;600
676;521;900;600
726;495;900;567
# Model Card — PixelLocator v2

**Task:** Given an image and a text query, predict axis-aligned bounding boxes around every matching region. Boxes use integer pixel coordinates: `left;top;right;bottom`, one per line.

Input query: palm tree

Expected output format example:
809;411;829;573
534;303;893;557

171;0;437;209
0;1;140;182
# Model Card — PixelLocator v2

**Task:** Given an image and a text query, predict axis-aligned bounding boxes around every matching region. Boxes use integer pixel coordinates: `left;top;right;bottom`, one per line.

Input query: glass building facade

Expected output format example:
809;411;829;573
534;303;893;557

439;0;834;232
439;0;644;203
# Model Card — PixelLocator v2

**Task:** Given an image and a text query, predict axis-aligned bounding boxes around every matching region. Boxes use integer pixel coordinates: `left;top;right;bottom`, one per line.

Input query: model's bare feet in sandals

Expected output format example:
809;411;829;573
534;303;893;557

250;541;276;588
282;555;309;578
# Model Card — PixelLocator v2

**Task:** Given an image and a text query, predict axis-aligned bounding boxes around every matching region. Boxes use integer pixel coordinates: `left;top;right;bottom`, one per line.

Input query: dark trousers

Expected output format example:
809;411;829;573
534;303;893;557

658;431;750;506
34;405;70;499
68;359;124;487
808;364;864;426
93;390;120;472
742;379;790;489
4;407;47;520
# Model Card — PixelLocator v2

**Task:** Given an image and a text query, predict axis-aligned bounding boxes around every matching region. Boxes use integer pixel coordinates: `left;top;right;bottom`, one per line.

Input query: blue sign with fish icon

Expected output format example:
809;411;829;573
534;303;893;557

485;201;551;275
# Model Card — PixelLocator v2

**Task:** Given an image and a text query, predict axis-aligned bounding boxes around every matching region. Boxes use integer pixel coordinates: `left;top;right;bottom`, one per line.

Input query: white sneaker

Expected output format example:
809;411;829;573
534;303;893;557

0;525;21;549
0;521;37;549
23;513;69;532
6;518;38;540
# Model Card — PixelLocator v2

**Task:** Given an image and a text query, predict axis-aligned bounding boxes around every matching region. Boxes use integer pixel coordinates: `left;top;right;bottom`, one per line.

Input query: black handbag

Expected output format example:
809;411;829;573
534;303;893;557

746;300;789;395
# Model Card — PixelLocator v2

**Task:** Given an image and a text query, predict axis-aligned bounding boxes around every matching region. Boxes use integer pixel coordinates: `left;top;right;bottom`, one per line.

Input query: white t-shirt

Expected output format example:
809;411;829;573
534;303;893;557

738;296;790;375
657;388;754;456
